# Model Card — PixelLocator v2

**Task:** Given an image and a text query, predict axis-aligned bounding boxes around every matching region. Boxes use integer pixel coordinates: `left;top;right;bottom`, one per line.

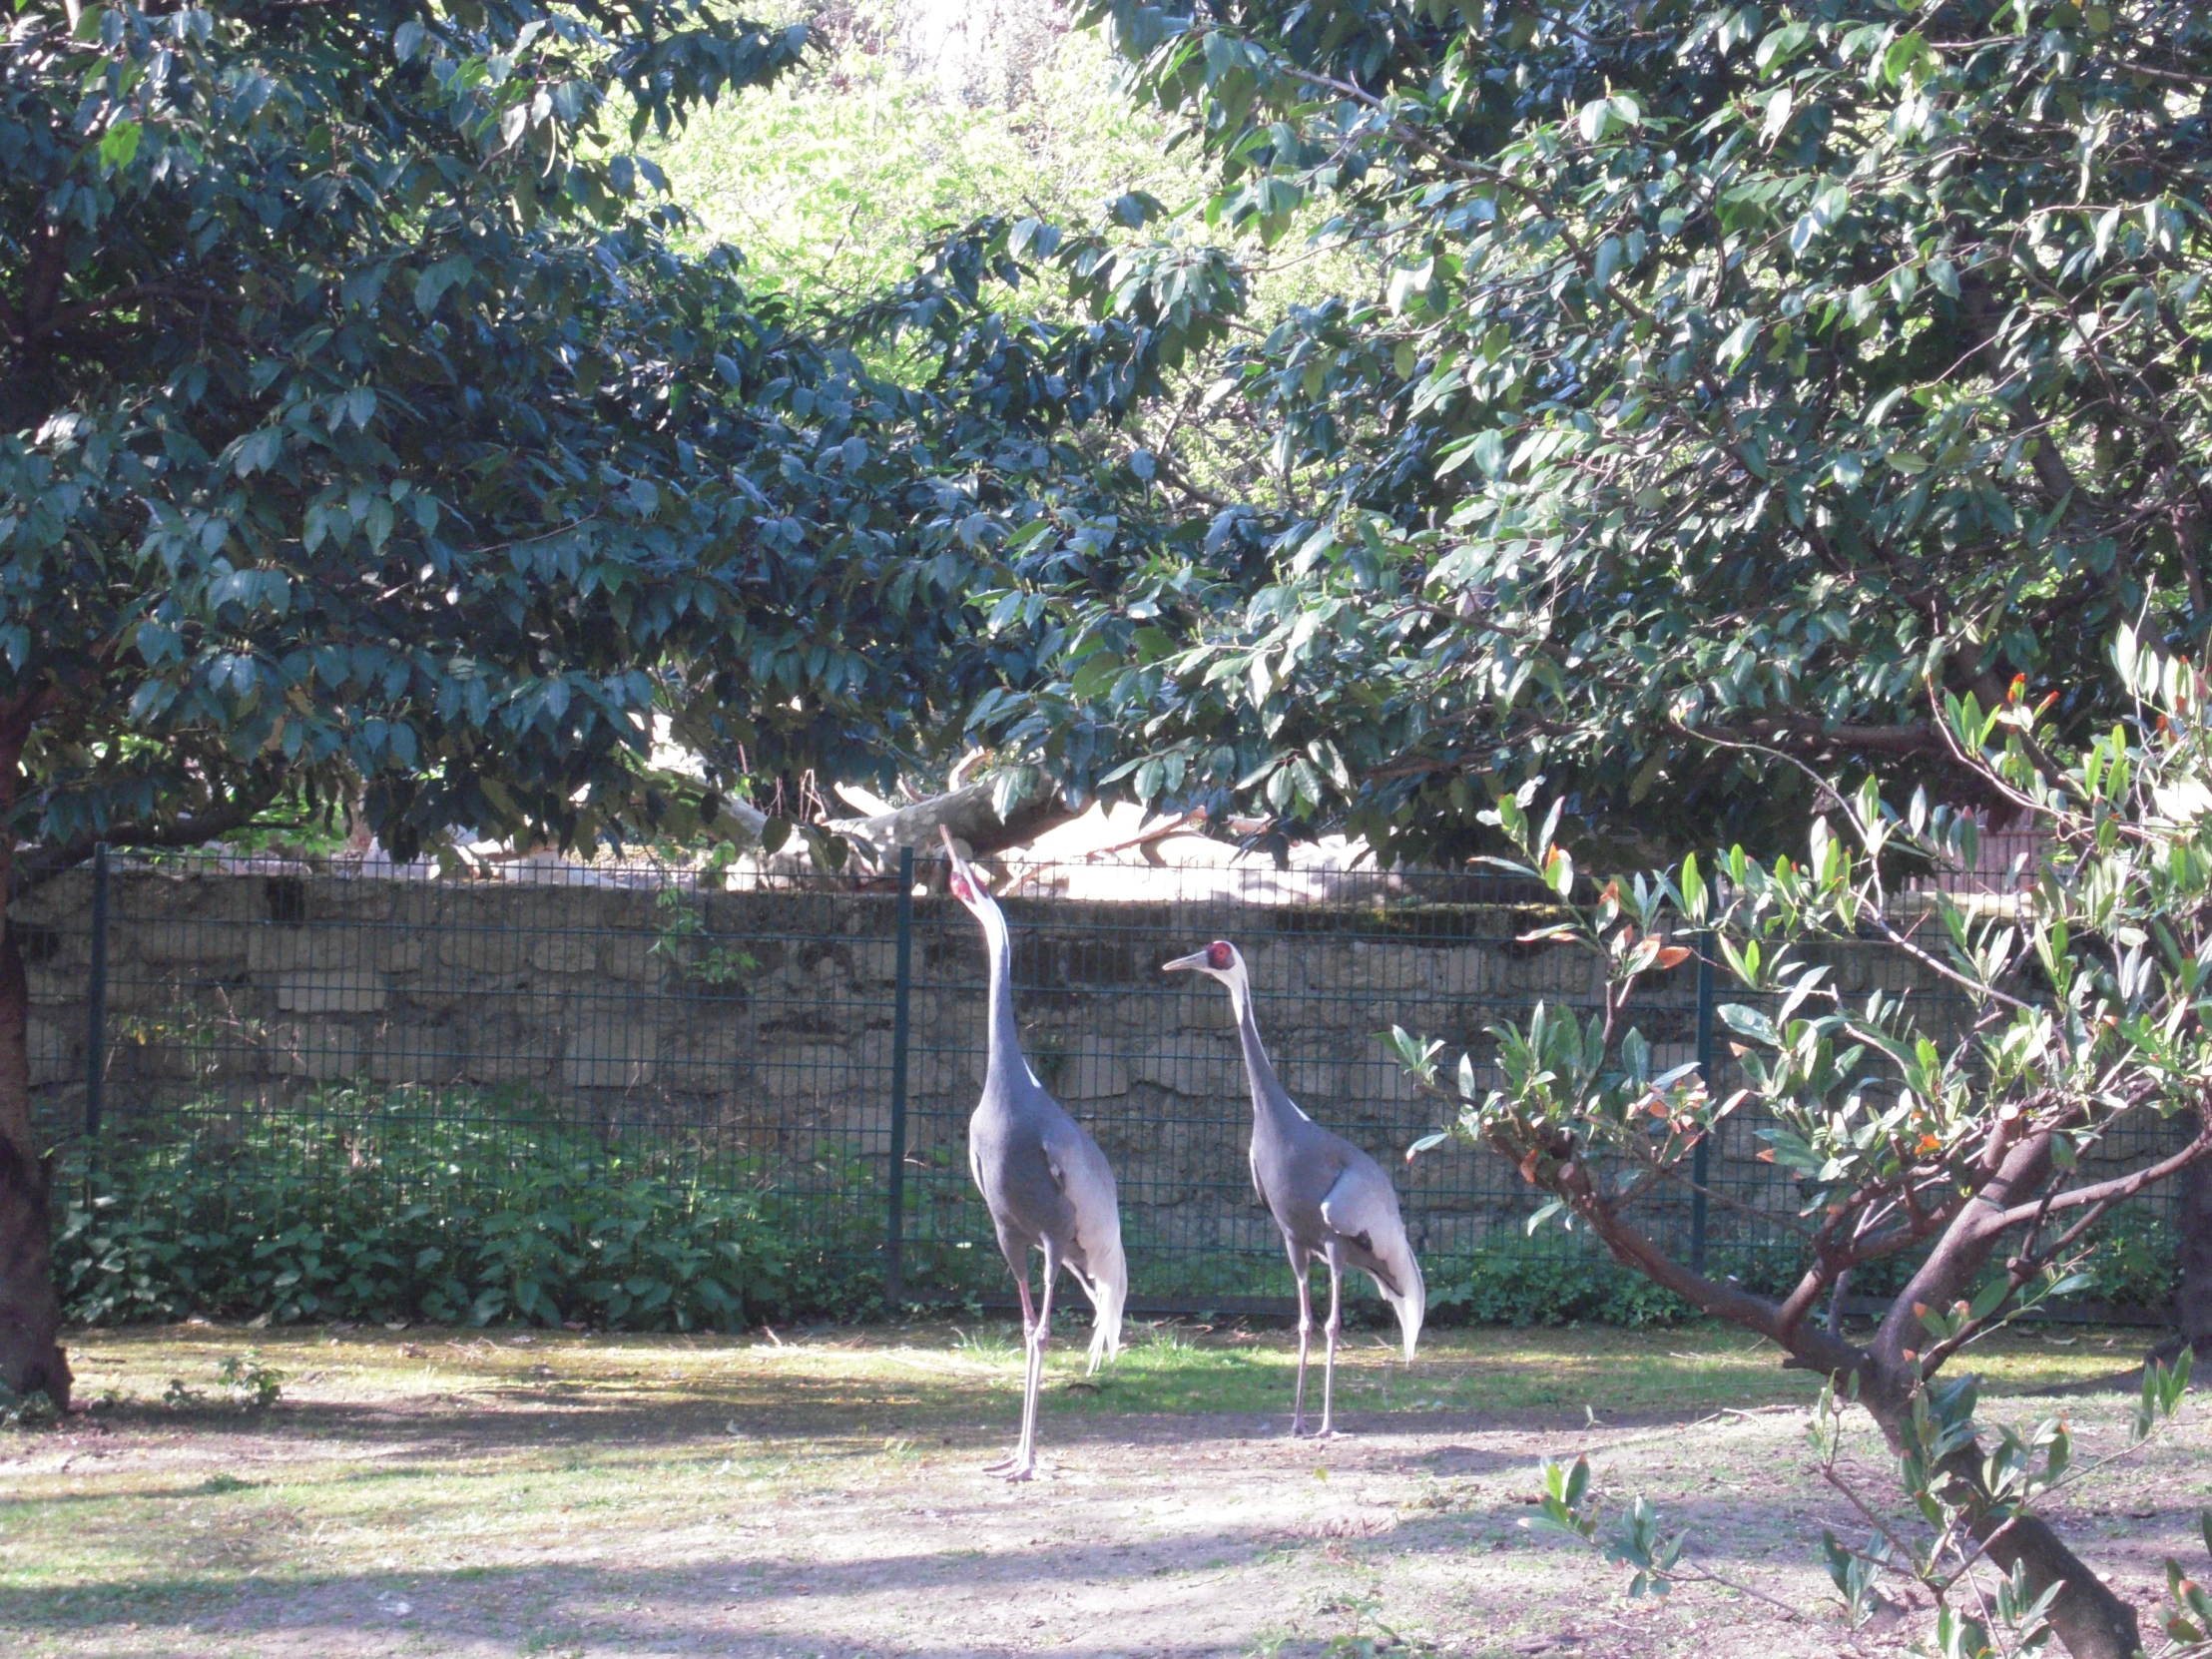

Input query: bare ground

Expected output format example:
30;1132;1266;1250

1;1322;2202;1659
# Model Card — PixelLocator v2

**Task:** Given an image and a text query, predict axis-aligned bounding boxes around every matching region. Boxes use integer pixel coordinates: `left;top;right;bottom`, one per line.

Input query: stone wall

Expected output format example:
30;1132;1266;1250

16;864;2178;1296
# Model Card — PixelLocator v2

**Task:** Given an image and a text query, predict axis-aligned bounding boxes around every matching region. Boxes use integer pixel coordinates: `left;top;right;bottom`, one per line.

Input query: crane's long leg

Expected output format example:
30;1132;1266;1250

1286;1238;1314;1436
1005;1243;1058;1482
1316;1242;1345;1438
982;1255;1037;1474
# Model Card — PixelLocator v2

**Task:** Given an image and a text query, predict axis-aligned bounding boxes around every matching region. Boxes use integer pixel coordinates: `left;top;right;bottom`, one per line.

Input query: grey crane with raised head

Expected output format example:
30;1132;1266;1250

942;829;1127;1480
1165;938;1423;1437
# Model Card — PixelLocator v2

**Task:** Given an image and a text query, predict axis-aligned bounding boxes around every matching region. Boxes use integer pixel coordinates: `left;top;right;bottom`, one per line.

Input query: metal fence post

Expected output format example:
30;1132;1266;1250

1690;929;1715;1275
85;842;110;1141
884;844;914;1311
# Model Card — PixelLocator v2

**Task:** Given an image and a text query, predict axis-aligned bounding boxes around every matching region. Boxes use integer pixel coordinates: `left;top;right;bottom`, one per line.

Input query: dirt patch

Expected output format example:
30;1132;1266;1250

0;1323;2198;1658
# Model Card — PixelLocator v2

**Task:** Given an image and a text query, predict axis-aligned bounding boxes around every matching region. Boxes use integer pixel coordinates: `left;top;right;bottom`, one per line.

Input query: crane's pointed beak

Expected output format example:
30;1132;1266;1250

1161;949;1210;974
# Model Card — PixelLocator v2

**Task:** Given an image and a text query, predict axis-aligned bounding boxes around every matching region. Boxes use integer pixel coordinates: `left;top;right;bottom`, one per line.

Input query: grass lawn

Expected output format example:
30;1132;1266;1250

0;1319;2195;1657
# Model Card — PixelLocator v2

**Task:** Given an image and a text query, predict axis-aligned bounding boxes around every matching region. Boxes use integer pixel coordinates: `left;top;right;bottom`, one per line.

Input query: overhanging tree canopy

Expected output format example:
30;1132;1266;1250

0;0;1241;1403
986;0;2212;862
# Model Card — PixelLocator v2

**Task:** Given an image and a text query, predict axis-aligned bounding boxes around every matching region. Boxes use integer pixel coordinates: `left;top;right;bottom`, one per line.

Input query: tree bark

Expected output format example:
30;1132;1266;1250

1848;1373;2142;1659
825;777;1078;862
1859;1128;2140;1659
2175;1152;2212;1359
0;690;71;1406
1567;1123;2142;1658
716;774;1080;866
1958;1498;2139;1659
0;898;70;1407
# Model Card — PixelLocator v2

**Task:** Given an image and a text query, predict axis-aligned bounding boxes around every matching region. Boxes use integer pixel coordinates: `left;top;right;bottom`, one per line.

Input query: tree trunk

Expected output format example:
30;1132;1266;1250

1851;1126;2142;1659
1844;1366;2140;1658
1855;1348;2137;1653
1954;1473;2140;1658
2174;1152;2212;1359
0;903;70;1407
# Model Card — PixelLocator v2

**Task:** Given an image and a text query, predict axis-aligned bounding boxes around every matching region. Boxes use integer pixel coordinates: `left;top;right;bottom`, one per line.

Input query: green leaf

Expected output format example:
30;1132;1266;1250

98;120;142;172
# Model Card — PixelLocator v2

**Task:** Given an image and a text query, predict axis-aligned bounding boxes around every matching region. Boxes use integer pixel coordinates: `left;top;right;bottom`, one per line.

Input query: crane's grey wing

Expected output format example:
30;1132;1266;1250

1315;1157;1404;1283
1040;1113;1121;1265
1318;1154;1425;1361
1040;1111;1127;1368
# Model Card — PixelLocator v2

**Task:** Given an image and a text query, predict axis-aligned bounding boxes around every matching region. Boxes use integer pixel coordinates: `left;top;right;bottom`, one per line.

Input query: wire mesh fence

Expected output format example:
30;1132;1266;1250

17;844;2189;1319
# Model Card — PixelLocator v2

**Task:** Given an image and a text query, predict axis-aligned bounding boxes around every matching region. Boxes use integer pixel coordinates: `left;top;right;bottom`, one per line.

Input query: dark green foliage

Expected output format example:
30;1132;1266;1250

2079;1204;2179;1313
1440;1247;1695;1329
0;1;1231;870
1010;2;2212;864
1421;1208;2176;1333
52;1086;876;1330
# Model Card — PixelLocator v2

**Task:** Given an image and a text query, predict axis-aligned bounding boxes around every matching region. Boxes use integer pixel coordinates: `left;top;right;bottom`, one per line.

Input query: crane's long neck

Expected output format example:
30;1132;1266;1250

1226;968;1302;1134
975;892;1024;1086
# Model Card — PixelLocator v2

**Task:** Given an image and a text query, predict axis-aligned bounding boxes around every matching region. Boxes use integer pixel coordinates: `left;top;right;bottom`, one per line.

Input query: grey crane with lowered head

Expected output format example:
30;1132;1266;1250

942;829;1127;1479
1165;939;1423;1436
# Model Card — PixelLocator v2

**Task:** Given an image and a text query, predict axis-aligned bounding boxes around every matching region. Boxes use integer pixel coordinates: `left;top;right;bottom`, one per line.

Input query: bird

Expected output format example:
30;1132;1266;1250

1164;938;1423;1437
941;828;1127;1479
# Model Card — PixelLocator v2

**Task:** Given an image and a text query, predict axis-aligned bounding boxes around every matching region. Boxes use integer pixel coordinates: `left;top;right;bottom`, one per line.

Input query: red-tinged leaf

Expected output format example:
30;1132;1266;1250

1654;944;1693;969
1516;924;1577;943
1519;1148;1543;1184
2007;674;2027;703
1755;1148;1775;1163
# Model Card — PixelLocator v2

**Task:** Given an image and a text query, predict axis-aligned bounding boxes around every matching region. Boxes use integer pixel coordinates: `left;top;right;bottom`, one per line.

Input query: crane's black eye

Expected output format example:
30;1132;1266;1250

1208;941;1233;969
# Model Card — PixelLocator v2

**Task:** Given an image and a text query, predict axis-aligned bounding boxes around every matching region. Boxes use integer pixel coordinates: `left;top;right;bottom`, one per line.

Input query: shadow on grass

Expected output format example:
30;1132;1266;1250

56;1385;1777;1465
0;1481;1804;1644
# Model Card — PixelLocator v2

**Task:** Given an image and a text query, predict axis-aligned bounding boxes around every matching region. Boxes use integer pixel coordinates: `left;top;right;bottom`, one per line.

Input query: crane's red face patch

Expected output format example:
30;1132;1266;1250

1207;940;1233;970
950;871;977;905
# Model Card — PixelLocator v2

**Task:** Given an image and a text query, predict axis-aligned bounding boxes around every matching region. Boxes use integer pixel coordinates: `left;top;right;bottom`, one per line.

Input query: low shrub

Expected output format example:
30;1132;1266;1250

1424;1200;2176;1331
55;1085;2179;1333
2077;1202;2178;1311
53;1084;876;1331
1429;1244;1698;1329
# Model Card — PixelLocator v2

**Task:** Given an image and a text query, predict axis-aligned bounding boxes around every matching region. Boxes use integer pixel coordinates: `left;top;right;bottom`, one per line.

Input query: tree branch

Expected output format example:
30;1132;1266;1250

1994;1128;2212;1230
1544;1150;1866;1377
13;777;287;894
824;776;1079;864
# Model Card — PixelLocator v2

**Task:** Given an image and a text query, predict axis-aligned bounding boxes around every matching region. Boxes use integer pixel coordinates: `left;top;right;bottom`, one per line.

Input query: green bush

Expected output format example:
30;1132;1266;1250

1423;1205;2178;1331
1427;1244;1697;1329
2078;1204;2178;1311
52;1085;875;1331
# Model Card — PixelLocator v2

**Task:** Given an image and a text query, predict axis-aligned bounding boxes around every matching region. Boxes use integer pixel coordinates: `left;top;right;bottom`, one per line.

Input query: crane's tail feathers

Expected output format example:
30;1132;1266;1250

1079;1233;1128;1375
1379;1248;1425;1364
